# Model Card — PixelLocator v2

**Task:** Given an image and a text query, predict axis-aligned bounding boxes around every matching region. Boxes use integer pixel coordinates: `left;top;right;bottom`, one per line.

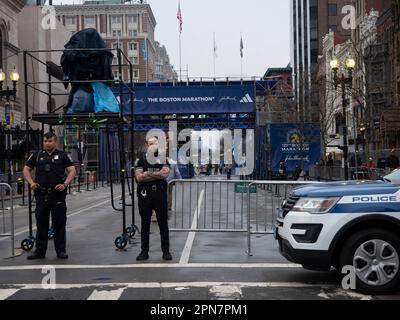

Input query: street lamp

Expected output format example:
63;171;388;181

0;67;20;101
330;57;355;180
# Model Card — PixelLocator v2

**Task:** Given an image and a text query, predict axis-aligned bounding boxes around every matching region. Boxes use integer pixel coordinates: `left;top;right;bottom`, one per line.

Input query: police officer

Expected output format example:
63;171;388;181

23;132;76;260
135;136;172;261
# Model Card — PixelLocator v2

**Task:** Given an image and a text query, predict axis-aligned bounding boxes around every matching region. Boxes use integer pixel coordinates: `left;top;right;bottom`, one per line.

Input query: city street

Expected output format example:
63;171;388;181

1;0;400;306
1;178;399;300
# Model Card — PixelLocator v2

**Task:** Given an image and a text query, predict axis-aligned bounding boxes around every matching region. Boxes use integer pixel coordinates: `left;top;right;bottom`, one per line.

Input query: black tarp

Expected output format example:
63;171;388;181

61;28;114;85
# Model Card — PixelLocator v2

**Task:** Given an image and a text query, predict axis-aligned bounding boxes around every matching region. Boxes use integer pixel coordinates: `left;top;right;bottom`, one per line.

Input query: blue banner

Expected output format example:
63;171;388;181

270;124;321;175
123;85;256;115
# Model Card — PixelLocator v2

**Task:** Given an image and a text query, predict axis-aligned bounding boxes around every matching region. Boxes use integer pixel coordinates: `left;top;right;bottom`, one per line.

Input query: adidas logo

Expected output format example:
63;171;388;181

240;94;254;103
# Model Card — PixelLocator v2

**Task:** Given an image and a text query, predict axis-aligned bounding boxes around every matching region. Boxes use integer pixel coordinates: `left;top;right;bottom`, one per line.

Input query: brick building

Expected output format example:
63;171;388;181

372;0;400;148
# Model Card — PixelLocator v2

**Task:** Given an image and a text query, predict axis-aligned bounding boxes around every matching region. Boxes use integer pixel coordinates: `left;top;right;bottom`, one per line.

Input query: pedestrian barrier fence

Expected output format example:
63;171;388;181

168;179;319;255
0;183;15;257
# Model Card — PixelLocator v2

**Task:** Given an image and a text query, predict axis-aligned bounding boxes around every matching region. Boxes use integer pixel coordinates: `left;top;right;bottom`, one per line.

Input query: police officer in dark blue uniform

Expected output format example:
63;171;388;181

23;132;76;260
135;136;172;261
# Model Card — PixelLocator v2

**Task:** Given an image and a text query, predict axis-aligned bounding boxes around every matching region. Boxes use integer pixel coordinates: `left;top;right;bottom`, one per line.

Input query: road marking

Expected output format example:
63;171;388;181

1;282;337;291
179;189;205;264
0;194;122;242
87;288;126;300
1;283;376;300
0;289;19;300
318;289;373;300
209;285;242;300
0;263;301;271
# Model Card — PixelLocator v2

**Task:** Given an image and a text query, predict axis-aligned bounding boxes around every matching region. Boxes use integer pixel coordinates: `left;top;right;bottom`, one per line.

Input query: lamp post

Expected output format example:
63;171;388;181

0;68;20;101
330;57;355;181
0;68;20;187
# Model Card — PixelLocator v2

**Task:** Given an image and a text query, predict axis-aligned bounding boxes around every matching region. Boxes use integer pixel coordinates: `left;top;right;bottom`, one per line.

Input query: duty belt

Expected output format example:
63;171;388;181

142;184;163;191
36;186;58;202
37;187;55;194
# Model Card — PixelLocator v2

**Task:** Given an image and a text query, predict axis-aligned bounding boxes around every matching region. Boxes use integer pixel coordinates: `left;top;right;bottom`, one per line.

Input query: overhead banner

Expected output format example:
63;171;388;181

270;124;321;174
122;85;256;115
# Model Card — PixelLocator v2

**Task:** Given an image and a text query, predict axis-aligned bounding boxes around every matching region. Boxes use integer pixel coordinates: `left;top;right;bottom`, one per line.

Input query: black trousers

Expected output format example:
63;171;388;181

34;192;67;255
137;184;169;253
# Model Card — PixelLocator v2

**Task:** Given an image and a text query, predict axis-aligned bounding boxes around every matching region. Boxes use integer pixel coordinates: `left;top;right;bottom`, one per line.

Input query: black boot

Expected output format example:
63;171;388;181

27;252;46;260
57;252;69;259
136;251;149;261
162;252;172;261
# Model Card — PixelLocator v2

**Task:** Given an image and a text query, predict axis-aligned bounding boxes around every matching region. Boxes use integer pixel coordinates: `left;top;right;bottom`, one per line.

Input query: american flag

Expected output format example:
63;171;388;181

177;1;183;33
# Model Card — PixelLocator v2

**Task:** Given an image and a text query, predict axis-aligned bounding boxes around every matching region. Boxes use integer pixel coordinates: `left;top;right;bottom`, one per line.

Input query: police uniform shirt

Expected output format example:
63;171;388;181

135;152;169;187
26;150;74;188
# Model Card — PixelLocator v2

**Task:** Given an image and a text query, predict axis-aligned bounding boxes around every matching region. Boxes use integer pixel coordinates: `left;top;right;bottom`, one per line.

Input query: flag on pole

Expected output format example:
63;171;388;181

177;1;183;33
240;36;244;58
142;36;148;61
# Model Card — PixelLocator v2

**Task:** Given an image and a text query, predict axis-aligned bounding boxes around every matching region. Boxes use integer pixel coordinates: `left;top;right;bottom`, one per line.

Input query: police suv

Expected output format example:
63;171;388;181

276;169;400;294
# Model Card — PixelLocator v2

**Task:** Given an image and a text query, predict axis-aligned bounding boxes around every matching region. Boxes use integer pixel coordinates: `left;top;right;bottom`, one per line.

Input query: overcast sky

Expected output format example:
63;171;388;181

52;0;291;78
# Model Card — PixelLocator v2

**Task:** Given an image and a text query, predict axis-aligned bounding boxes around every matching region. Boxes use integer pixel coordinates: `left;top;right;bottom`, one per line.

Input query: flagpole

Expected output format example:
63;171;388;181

213;32;216;79
146;37;148;84
177;0;182;82
179;31;182;82
240;33;243;79
146;56;148;84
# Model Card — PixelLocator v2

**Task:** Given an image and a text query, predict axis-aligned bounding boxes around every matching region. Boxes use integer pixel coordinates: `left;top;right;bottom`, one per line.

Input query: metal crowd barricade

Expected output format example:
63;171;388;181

169;179;253;233
168;179;321;255
0;183;15;257
246;180;321;256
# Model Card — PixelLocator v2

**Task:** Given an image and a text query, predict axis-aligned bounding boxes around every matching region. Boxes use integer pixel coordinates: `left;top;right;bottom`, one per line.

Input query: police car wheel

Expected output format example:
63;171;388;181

340;228;400;295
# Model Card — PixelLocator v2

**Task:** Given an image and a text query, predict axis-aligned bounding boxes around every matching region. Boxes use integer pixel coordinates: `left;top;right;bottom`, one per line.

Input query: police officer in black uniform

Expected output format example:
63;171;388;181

135;136;172;261
23;132;76;260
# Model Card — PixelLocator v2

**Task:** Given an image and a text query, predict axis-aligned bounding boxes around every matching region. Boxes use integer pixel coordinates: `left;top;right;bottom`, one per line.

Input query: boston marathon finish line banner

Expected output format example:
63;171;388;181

121;85;256;115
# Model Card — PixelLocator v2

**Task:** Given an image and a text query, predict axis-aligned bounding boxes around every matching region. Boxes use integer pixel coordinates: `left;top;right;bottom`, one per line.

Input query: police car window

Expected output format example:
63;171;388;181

385;169;400;181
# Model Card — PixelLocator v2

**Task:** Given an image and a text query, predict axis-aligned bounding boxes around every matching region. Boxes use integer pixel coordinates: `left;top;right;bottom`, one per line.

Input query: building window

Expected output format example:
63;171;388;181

112;30;122;37
84;15;95;26
329;25;338;32
65;16;76;25
310;28;318;40
134;70;139;78
129;56;139;65
127;15;137;24
328;4;337;16
128;29;138;37
113;70;120;80
129;42;138;51
111;15;122;25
